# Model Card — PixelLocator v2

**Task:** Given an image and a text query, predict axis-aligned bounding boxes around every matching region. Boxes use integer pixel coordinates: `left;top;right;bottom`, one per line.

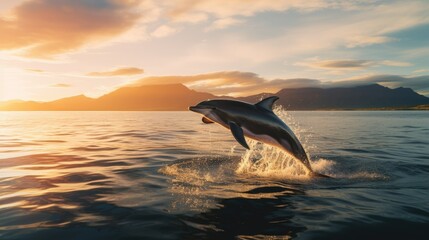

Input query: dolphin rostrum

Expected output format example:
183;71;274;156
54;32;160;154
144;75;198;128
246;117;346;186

189;96;328;177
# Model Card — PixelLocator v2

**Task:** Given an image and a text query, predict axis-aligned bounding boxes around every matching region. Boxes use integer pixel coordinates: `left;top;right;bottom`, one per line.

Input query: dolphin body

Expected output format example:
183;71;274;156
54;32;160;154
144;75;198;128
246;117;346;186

189;96;328;177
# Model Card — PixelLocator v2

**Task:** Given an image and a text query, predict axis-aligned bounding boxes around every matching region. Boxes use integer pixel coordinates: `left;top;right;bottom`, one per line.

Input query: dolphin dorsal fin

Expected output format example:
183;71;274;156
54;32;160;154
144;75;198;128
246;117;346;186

229;121;250;149
255;96;279;111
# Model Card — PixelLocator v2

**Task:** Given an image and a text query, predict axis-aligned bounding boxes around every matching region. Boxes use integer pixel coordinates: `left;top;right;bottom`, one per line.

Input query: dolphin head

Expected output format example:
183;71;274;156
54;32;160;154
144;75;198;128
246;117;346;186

189;100;217;115
189;100;232;126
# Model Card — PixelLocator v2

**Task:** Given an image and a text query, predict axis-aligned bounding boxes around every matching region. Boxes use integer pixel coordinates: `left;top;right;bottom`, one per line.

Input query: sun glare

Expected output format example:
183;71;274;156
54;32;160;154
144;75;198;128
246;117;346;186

0;73;31;101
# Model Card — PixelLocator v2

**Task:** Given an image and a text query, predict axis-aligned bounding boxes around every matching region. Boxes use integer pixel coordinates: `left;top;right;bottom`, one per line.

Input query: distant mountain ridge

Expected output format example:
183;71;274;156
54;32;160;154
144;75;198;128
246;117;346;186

239;84;429;110
1;83;428;111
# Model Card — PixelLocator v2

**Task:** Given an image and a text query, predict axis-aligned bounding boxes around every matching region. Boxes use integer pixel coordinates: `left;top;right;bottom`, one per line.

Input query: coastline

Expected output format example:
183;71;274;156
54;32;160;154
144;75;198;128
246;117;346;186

1;106;428;111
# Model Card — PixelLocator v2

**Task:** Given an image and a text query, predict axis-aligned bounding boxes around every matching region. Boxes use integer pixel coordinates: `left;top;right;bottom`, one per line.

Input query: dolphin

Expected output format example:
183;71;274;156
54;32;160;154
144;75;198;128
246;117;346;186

189;96;329;177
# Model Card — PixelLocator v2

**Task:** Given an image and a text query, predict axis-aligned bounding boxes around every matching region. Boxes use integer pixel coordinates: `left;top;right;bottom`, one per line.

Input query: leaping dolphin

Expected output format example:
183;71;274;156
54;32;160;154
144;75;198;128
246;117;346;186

189;96;328;177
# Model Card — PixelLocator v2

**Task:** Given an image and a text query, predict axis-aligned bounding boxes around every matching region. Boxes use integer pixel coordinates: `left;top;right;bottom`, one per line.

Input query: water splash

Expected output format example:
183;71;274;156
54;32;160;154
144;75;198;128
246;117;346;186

236;142;309;179
236;105;314;179
311;158;336;174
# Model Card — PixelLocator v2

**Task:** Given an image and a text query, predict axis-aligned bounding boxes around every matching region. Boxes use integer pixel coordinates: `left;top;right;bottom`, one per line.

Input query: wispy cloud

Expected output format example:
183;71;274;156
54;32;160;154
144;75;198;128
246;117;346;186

345;35;393;48
165;0;366;23
87;67;144;77
318;60;372;69
2;0;428;61
297;59;374;70
151;25;178;38
132;71;429;96
132;71;313;96
413;69;429;74
50;83;71;88
172;1;429;70
207;17;244;31
26;68;45;73
336;74;429;92
0;0;142;58
296;59;413;71
381;60;412;67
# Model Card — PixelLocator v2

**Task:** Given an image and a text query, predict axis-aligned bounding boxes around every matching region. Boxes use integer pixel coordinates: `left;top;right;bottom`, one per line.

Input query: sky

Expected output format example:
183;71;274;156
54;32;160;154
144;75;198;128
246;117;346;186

0;0;428;101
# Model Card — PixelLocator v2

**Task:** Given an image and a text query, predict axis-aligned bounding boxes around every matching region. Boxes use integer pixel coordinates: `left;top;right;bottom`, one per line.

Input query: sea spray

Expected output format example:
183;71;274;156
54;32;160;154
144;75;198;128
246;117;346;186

236;105;315;179
236;139;311;179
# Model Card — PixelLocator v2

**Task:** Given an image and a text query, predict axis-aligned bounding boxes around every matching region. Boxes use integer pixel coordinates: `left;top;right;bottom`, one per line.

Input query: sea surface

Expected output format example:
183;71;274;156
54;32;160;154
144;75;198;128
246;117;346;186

0;111;428;240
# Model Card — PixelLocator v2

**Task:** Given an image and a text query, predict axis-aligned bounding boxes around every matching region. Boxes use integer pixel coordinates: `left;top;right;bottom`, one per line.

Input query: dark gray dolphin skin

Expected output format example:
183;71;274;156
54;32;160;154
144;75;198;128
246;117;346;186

189;96;329;178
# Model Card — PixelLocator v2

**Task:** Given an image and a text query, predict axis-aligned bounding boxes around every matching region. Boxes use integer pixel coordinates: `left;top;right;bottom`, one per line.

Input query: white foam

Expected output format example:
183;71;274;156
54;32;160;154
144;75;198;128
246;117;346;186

235;106;317;180
331;171;388;180
160;161;217;187
311;158;336;173
235;139;312;180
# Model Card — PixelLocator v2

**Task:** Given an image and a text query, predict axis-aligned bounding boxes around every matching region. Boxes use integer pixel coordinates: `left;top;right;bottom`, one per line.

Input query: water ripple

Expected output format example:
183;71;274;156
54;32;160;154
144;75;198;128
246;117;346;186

0;111;428;240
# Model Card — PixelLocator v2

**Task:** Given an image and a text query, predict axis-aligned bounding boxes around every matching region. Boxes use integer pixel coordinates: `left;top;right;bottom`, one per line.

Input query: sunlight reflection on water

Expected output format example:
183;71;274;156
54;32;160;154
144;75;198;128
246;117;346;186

0;111;428;239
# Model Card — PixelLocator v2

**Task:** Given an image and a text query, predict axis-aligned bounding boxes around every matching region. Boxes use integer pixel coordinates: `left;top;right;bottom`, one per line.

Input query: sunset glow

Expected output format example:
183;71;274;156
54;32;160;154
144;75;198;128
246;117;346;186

1;2;429;238
1;0;429;101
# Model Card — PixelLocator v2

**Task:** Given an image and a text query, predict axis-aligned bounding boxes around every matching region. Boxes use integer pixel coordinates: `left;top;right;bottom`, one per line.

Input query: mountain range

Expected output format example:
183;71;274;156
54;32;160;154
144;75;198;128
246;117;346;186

1;83;428;111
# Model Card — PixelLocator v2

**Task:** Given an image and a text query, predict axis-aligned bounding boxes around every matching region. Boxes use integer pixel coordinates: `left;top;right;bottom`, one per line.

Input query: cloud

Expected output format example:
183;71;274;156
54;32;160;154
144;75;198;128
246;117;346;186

171;1;429;70
297;59;374;69
151;25;178;38
0;0;142;58
131;71;429;96
50;83;71;88
335;75;429;92
320;60;371;69
334;2;429;49
345;35;393;48
160;0;429;47
160;0;389;37
207;17;243;30
26;68;44;73
132;71;322;96
165;0;361;23
413;69;429;74
381;60;412;67
297;59;413;71
87;67;144;77
2;0;428;62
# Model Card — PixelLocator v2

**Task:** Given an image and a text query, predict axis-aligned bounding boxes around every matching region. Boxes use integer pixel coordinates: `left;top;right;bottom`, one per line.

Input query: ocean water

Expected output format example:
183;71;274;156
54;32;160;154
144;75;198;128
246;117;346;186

0;111;428;240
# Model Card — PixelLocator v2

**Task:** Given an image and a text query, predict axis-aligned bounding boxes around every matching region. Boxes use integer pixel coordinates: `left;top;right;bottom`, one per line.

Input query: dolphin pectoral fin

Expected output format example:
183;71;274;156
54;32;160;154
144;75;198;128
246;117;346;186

229;122;250;149
255;96;279;111
202;116;214;124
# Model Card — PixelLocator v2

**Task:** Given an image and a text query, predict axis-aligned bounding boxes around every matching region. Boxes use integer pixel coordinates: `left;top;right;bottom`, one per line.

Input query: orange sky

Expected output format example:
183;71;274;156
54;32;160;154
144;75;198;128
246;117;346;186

1;0;429;101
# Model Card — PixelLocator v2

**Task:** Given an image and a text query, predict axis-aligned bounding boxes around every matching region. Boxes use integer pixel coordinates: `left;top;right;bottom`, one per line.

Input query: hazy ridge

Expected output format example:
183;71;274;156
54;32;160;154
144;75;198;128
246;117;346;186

1;83;428;111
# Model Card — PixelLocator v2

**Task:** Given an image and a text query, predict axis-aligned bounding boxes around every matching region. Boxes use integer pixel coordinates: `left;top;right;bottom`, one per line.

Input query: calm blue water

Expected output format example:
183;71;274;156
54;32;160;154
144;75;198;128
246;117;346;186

0;111;428;239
